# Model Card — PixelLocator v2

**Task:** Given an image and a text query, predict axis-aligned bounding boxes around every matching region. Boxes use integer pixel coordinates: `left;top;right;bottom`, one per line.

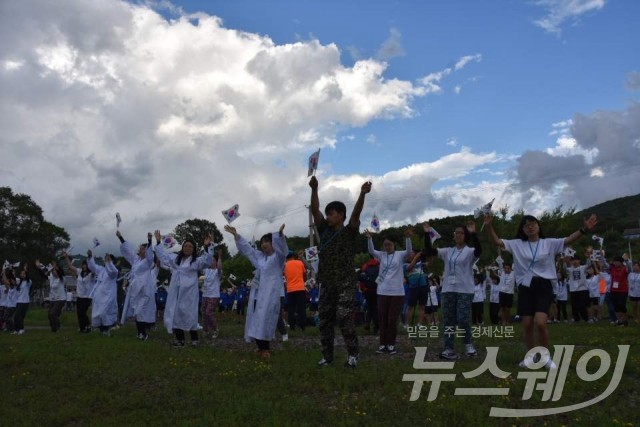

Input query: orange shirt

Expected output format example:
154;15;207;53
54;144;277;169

284;259;306;293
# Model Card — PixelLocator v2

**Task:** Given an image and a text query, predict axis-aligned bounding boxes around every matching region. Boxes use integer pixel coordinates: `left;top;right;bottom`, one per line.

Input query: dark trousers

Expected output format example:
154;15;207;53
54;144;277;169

174;329;198;342
14;303;29;331
377;295;404;346
570;290;590;322
605;293;618;322
287;291;307;331
136;321;153;336
76;297;92;331
363;292;379;331
3;307;16;331
48;300;65;332
489;302;500;325
557;300;568;321
471;302;484;324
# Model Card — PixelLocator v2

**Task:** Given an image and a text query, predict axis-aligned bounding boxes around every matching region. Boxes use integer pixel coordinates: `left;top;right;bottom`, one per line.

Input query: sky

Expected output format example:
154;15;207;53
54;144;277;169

1;0;639;254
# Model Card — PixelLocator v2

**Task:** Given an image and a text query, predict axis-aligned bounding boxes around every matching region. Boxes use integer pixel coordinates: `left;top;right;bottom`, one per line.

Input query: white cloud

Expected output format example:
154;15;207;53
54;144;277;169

545;134;598;163
532;0;606;35
418;53;482;94
446;137;458;147
376;28;405;61
0;0;476;254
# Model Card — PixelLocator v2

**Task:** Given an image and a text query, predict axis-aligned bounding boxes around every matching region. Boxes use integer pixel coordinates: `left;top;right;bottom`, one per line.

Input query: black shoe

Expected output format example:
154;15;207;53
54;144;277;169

171;340;185;348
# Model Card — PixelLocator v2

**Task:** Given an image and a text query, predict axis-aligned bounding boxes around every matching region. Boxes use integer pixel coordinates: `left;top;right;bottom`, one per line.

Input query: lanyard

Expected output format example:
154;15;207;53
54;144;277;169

318;227;343;253
527;240;540;271
380;252;395;277
449;248;464;274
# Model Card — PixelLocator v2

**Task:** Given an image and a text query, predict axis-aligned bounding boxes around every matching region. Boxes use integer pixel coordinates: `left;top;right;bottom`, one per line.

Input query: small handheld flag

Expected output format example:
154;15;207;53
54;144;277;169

564;247;576;257
592;235;604;248
307;148;320;177
305;246;319;262
2;260;9;270
116;212;122;228
92;238;100;249
473;198;495;219
222;204;241;223
229;273;237;281
370;214;380;233
428;227;441;244
162;235;177;250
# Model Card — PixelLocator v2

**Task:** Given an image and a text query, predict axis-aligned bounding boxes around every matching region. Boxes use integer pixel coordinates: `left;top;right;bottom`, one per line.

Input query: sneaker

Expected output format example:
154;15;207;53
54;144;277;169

317;358;333;367
102;330;110;337
439;349;459;360
588;319;595;324
465;344;478;357
17;329;25;335
191;341;199;347
172;340;185;348
140;334;148;341
211;331;218;339
282;333;289;342
344;355;358;369
376;345;388;354
387;345;398;355
616;320;629;327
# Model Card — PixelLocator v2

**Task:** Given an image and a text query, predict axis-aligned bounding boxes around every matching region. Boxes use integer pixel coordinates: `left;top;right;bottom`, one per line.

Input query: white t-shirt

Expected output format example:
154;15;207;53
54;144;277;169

438;246;478;294
427;285;439;307
503;238;564;288
554;280;568;301
565;265;588;292
587;275;600;298
202;268;221;298
472;283;486;303
490;283;500;303
369;238;412;297
628;272;640;298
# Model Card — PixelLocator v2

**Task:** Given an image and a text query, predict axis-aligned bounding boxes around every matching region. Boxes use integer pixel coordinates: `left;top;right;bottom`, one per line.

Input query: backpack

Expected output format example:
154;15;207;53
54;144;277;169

359;264;380;290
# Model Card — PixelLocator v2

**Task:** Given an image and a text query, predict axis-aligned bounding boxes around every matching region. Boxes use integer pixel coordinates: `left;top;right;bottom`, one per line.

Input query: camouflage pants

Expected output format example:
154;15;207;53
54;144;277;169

319;282;358;361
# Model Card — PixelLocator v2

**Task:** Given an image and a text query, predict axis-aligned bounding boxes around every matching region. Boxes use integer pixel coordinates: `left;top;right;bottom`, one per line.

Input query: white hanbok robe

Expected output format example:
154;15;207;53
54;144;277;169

234;233;288;342
88;257;119;327
120;242;156;324
154;244;212;333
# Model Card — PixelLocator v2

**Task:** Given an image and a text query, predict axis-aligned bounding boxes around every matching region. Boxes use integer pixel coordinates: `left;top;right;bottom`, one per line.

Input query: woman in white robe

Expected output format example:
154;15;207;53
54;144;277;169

118;231;156;340
87;251;119;336
153;230;213;347
225;224;288;357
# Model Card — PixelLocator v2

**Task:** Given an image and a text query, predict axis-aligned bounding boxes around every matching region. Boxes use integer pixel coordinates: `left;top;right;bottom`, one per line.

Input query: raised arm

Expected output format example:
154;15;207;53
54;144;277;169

225;225;261;268
86;250;104;275
273;224;289;261
118;230;138;266
402;228;414;261
467;221;482;258
153;230;177;270
483;213;505;250
349;180;372;228
309;176;325;227
421;223;438;257
564;214;598;246
63;252;78;276
366;230;382;260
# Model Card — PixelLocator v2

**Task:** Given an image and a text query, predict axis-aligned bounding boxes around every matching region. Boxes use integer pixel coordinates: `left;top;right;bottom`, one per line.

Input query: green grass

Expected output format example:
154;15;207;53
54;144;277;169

1;307;638;427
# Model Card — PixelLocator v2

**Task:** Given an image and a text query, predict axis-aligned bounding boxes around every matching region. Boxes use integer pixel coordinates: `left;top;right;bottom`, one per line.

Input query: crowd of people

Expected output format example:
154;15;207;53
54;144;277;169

1;177;638;370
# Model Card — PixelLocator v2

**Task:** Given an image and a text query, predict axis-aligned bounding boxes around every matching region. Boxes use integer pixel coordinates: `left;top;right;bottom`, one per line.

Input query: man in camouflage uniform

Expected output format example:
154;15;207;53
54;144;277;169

309;176;371;368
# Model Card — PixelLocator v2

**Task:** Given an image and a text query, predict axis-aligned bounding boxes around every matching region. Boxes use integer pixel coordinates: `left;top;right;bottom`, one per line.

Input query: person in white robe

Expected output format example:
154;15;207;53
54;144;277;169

118;230;156;341
224;224;288;358
87;251;119;336
153;230;213;347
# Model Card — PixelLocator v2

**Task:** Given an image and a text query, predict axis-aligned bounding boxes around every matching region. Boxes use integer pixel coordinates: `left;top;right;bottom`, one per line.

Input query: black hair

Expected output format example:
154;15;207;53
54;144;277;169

80;260;92;278
515;215;546;240
259;233;272;246
454;224;471;245
325;201;347;222
176;238;198;265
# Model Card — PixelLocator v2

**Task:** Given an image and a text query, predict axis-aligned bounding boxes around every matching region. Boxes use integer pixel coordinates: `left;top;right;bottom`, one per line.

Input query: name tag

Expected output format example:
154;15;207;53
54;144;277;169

613;281;619;289
448;274;456;285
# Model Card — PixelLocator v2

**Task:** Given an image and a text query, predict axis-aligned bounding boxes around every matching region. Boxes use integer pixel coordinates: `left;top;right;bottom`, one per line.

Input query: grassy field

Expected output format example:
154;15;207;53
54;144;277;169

1;307;638;427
